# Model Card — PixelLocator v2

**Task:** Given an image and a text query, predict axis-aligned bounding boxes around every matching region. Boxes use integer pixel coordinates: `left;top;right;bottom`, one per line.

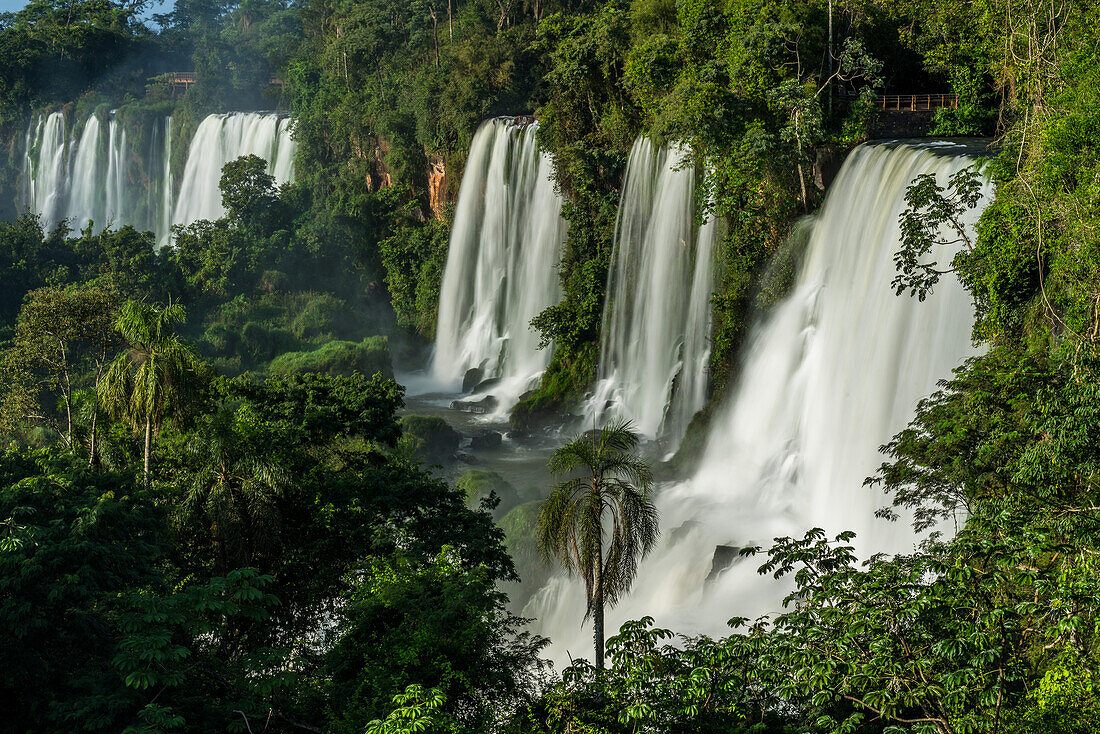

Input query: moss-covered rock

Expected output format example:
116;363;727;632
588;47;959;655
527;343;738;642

511;343;597;430
499;500;552;604
268;337;393;378
398;414;461;465
456;469;519;518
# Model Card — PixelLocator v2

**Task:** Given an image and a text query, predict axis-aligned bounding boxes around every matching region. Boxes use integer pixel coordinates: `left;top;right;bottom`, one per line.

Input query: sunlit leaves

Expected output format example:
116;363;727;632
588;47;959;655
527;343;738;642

894;165;986;301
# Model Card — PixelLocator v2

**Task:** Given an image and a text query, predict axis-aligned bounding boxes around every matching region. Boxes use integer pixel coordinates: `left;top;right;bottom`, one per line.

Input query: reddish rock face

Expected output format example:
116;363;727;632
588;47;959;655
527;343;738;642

356;137;393;192
428;154;447;220
367;143;393;191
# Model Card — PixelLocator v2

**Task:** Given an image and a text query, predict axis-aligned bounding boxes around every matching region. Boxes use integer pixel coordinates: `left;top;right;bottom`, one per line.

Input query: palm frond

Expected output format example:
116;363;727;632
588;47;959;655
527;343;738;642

538;418;659;621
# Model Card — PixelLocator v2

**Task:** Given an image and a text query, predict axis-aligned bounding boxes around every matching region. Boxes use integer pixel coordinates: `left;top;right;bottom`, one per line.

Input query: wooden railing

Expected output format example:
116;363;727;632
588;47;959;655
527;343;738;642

161;72;285;95
876;93;959;112
164;72;196;92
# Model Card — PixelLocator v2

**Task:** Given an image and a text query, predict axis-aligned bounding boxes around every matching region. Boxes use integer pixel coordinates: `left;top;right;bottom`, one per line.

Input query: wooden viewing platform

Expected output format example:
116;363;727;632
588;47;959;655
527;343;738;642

875;93;959;112
163;72;285;96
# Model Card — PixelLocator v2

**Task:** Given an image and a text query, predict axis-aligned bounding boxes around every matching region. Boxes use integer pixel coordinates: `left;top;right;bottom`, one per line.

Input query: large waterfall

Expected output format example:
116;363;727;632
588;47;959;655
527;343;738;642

432;118;566;415
584;137;717;448
529;141;991;667
19;111;295;244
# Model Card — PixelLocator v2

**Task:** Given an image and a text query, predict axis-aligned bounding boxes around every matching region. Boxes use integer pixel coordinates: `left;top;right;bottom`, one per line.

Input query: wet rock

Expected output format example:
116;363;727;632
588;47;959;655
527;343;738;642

462;367;483;393
457;469;519;518
455;452;480;464
473;377;501;394
399;414;460;464
499;500;551;605
667;520;702;545
705;545;744;582
450;395;498;414
471;430;503;451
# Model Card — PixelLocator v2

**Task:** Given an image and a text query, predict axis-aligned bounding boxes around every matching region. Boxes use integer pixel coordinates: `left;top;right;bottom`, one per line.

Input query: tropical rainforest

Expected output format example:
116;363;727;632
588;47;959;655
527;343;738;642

1;0;1100;732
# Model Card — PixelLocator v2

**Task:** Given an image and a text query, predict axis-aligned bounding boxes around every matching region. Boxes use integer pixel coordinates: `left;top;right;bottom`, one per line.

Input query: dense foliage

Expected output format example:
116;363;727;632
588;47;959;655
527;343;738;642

2;0;1100;732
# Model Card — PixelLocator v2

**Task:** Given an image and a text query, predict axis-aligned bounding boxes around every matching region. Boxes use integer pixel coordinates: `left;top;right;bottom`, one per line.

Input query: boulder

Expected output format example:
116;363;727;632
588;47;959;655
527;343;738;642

473;377;501;394
667;520;702;545
398;414;460;464
450;395;498;414
427;154;448;220
461;367;483;393
705;544;744;583
456;470;519;518
470;430;503;451
498;500;553;607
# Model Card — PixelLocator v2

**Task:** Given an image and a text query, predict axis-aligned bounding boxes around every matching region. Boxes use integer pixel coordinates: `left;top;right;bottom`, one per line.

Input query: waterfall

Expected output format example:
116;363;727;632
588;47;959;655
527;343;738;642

528;141;992;668
104;119;127;226
584;137;717;447
26;112;68;229
19;111;295;244
169;113;297;238
67;116;102;231
432;118;567;415
157;117;174;244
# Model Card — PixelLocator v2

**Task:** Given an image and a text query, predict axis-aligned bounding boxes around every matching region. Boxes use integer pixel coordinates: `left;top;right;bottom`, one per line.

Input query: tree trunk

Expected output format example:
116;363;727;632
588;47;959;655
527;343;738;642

59;338;73;451
62;391;74;451
827;0;833;118
88;403;99;468
430;7;440;67
593;490;605;669
593;581;605;669
88;356;105;469
143;414;153;490
213;521;227;576
447;0;452;40
794;113;808;211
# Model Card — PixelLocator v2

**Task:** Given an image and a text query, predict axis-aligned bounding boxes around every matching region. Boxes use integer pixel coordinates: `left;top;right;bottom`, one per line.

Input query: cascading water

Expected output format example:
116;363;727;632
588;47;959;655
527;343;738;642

67;115;103;231
24;112;68;229
157;118;173;244
19;111;295;245
432;118;567;415
584;137;717;448
104;118;127;227
169;112;297;239
529;141;992;667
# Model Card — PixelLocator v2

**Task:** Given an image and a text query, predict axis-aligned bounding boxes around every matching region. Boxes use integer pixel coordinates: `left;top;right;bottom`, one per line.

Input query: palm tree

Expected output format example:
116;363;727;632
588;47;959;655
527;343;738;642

536;419;659;669
180;405;290;573
99;300;207;489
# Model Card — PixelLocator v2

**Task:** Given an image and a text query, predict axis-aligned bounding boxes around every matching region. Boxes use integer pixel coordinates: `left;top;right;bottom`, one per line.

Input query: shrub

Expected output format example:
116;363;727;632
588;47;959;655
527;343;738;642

268;337;393;378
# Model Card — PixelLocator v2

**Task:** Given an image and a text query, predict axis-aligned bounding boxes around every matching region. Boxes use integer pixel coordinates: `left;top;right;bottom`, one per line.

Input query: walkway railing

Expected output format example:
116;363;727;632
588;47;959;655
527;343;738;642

161;72;285;95
876;93;959;112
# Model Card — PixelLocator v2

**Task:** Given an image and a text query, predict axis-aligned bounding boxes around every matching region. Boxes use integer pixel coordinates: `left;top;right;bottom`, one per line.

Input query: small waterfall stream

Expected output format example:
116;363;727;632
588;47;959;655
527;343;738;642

529;141;992;668
584;137;717;448
19;111;296;244
431;118;567;416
